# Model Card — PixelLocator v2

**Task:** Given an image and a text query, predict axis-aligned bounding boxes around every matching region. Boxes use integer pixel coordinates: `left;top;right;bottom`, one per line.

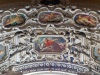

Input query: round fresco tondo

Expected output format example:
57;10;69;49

92;45;100;63
2;14;27;28
0;45;7;63
74;14;98;27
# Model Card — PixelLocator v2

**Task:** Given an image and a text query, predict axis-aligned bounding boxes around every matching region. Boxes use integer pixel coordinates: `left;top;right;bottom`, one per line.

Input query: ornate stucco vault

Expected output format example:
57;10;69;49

0;0;100;75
